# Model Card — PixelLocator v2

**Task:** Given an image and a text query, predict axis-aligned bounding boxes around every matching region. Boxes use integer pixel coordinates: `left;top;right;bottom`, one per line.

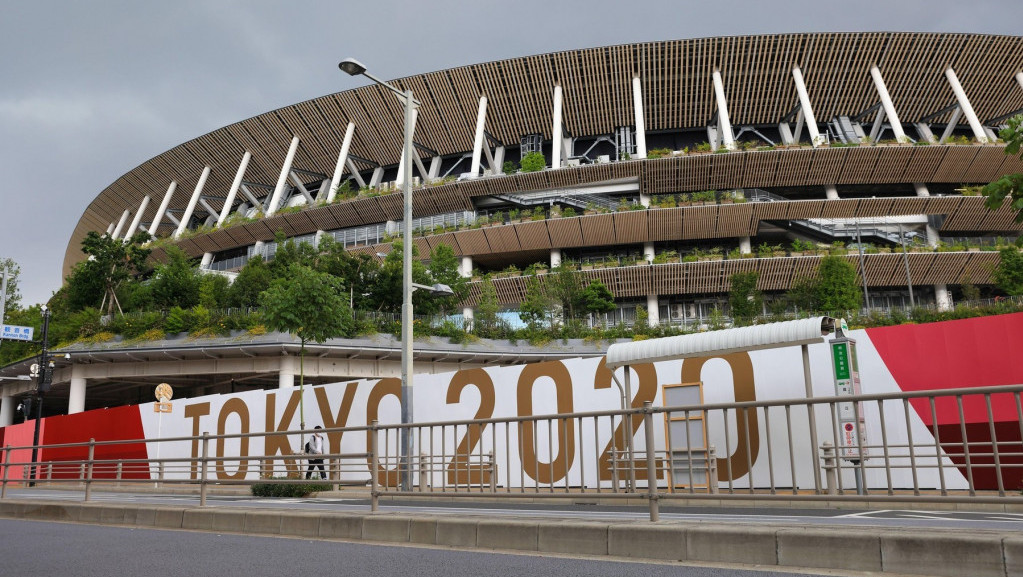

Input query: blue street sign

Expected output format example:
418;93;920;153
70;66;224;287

1;324;34;342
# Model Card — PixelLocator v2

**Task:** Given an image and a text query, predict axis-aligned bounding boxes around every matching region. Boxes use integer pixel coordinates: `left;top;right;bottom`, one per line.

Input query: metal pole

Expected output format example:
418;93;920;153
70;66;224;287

623;367;636;493
370;420;380;512
0;266;8;349
199;432;209;507
84;439;95;502
802;344;823;493
855;222;870;309
642;401;659;522
1;446;9;499
400;88;416;493
898;222;915;308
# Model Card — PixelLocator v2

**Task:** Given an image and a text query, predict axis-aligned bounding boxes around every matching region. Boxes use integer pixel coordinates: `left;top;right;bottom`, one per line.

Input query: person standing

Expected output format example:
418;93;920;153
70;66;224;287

305;426;326;480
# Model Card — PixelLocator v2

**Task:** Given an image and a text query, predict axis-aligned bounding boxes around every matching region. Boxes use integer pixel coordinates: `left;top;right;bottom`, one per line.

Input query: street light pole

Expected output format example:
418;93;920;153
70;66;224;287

897;222;915;308
29;306;51;486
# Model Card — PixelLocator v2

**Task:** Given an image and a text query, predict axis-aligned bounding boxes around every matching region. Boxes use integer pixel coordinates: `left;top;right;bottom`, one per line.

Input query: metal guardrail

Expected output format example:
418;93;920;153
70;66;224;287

2;384;1022;520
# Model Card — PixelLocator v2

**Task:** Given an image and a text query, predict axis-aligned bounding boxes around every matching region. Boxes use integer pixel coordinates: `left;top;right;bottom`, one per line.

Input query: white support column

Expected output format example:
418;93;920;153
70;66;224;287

914;183;931;197
68;372;86;415
643;243;655;263
551;84;564;168
646;293;659;327
1016;71;1023;92
712;69;736;151
778;122;795;145
460;255;473;278
0;395;13;427
105;223;115;235
369;167;384;187
395;109;420;187
739;236;752;255
792;66;821;147
267;136;300;216
550;248;562;268
935;284;952;311
825;184;839;200
492;146;505;174
470;96;488;178
632;75;647;158
328;123;356;202
110;209;131;241
278;354;296;389
870;65;907;142
125;196;150;241
174;165;211;238
792;108;805;144
345;160;367;188
428;156;443;179
462;306;474;330
944;67;988;143
916;123;937;143
219;151;251;226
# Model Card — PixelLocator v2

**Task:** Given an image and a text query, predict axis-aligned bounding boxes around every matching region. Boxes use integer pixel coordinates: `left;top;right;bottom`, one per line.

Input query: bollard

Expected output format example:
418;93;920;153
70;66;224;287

84;439;95;502
1;446;9;499
369;421;379;512
708;445;719;495
199;432;209;507
822;441;838;496
642;402;659;522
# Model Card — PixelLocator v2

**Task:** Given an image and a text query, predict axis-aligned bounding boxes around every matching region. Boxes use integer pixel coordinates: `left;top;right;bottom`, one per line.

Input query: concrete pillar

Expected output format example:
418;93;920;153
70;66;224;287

462;307;474;330
639;193;651;208
944;67;988;143
644;243;655;263
460;255;473;278
550;248;562;268
632;75;647;158
551;84;564;168
110;209;131;241
711;69;736;151
869;65;907;142
279;355;296;389
105;223;116;235
328;124;356;202
470;96;488;178
200;253;214;269
68;375;86;415
395;109;420;187
220;151;252;225
267;136;300;215
174;166;211;238
792;66;822;146
935;284;952;311
646;293;659;327
0;395;13;427
825;184;839;200
914;183;930;197
739;236;752;255
125;196;150;241
1017;71;1023;92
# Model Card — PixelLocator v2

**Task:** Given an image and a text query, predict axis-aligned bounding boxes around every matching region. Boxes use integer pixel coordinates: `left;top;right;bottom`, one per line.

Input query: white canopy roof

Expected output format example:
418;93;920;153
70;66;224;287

605;317;836;368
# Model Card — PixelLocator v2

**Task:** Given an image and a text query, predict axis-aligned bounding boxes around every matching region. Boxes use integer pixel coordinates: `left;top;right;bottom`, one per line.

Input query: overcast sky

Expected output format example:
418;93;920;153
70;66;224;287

1;0;1021;307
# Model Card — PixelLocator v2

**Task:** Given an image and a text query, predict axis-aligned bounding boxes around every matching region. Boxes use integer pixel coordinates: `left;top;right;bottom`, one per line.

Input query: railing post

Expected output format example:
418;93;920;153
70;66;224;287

1;446;9;499
199;432;209;507
822;441;838;496
707;446;718;494
642;401;659;522
116;461;123;487
370;420;379;512
84;439;95;502
46;464;53;481
488;451;496;493
158;461;165;488
418;452;427;492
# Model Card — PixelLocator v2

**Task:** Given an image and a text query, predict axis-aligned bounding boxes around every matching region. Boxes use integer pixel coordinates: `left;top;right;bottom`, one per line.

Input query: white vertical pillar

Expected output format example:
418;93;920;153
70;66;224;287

870;65;907;142
550;248;562;268
395;109;420;187
105;223;116;235
551;84;564;168
462;306;474;329
125;196;150;242
646;293;659;327
712;69;736;151
944;67;988;143
174;165;211;238
935;284;952;311
632;75;647;158
0;395;13;427
825;184;839;200
792;66;821;147
470;96;488;178
219;151;252;226
328;124;356;202
739;236;752;255
1016;71;1023;92
641;190;654;262
68;375;86;415
267;136;300;216
279;355;296;389
914;183;930;197
110;209;131;240
460;255;473;278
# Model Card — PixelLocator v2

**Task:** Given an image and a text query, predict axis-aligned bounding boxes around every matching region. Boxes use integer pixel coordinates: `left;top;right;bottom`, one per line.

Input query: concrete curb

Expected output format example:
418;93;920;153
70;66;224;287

0;499;1015;576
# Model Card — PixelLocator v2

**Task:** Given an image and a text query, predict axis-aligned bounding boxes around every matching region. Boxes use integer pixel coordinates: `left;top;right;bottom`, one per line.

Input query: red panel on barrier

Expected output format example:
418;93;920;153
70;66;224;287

39;406;148;479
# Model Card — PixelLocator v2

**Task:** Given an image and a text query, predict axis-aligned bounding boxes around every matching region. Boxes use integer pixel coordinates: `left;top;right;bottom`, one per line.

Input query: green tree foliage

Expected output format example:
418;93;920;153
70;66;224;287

786;275;819;312
261;263;355;427
371;241;433;313
473;276;507;338
314;237;378;311
545;264;583;321
0;257;22;315
994;247;1023;296
983;115;1023;222
198;273;230;309
520;151;547;173
578;280;616;316
228;255;273;308
815;255;862;314
150;246;200;309
64;231;152;315
728;271;762;326
519;275;556;330
427;244;468;315
269;233;318;275
0;304;42;366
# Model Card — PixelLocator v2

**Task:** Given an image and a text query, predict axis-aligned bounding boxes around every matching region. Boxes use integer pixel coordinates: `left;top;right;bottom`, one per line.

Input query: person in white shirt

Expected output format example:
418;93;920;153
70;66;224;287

305;426;326;480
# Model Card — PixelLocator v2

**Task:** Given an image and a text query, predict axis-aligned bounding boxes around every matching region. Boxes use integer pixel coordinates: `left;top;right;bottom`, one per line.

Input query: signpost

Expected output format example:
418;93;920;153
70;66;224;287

1;325;33;342
829;319;867;494
153;384;172;485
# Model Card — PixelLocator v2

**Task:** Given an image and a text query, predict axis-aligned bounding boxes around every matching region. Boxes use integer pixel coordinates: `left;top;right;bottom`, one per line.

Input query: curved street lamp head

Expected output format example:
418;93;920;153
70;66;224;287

339;58;367;77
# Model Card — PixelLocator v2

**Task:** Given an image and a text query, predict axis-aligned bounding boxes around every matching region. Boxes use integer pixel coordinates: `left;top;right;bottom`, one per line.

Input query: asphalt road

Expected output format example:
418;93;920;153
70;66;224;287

1;519;833;577
7;488;1023;532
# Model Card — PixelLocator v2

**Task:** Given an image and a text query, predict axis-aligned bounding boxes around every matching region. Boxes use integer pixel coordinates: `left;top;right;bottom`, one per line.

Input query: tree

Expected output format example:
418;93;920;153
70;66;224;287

371;241;432;313
815;255;862;313
314;237;378;311
520;151;546;173
519;275;556;330
261;263;355;429
150;246;200;309
228;255;273;308
728;271;762;326
0;257;22;315
64;231;151;316
786;275;818;312
983;115;1023;222
578;280;616;317
198;273;230;309
473;275;504;338
546;264;583;321
994;247;1023;296
427;245;468;315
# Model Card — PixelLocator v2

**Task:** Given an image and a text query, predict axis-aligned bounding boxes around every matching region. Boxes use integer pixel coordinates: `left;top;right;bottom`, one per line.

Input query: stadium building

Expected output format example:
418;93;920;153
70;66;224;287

6;31;1023;420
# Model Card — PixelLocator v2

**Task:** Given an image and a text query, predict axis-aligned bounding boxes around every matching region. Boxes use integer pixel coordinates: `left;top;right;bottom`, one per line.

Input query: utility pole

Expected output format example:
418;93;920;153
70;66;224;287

29;306;51;486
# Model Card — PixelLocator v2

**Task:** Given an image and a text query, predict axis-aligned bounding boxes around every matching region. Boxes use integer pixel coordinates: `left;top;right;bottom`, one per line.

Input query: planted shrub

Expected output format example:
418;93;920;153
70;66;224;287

250;477;331;498
520;152;546;172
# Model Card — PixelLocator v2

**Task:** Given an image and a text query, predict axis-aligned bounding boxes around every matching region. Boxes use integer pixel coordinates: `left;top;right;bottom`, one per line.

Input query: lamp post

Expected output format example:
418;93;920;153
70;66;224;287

340;59;445;491
896;222;915;308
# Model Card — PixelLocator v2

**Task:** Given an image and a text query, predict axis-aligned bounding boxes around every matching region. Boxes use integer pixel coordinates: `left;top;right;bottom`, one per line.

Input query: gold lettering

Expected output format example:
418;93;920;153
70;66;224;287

184;402;210;480
516;361;575;485
365;378;401;487
263;391;302;477
316;382;359;454
216;398;250;480
593;357;659;480
445;369;496;485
